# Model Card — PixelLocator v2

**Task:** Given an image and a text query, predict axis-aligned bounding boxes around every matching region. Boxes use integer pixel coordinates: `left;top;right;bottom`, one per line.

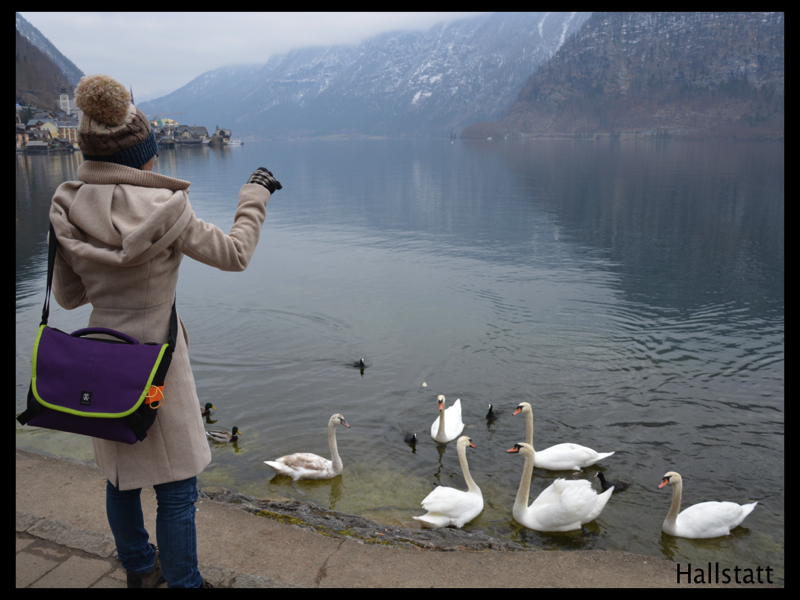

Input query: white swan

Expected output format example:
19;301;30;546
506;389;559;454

430;395;465;443
659;471;758;539
508;443;613;532
513;402;615;471
413;436;483;528
264;414;349;480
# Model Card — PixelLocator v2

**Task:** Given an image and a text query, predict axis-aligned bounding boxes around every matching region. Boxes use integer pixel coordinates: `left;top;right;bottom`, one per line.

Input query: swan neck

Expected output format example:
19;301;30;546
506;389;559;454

458;443;478;492
436;406;446;437
514;450;534;514
328;421;342;471
665;479;682;526
525;408;534;449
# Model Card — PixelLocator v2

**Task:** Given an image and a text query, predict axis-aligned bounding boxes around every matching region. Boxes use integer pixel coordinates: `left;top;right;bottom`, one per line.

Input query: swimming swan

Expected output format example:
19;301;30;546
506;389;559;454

513;402;614;471
264;414;350;480
508;443;613;532
413;436;483;528
430;395;464;443
659;471;758;539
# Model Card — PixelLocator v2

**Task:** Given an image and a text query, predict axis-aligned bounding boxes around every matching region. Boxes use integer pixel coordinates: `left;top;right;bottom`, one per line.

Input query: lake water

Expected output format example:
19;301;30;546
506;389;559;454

16;139;784;583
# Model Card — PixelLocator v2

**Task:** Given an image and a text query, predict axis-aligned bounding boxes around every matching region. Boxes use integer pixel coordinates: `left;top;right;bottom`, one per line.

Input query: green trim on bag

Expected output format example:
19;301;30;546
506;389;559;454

30;324;169;418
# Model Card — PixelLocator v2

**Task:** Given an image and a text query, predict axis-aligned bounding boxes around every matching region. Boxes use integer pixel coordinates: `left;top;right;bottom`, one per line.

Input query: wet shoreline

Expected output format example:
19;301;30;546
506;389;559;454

201;486;527;552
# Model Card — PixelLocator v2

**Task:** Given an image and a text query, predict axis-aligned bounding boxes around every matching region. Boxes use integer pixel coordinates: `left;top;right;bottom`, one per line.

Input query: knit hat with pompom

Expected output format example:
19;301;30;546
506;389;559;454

75;74;157;168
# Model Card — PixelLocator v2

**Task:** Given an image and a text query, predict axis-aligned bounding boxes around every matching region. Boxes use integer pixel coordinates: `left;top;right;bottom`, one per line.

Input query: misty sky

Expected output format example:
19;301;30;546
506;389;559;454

20;12;487;102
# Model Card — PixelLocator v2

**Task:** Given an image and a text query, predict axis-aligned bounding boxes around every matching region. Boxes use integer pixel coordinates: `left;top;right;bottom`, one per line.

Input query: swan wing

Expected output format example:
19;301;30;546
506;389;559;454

413;513;455;528
445;399;465;438
582;486;614;524
274;452;330;470
447;398;463;423
524;479;596;531
416;485;483;528
529;479;566;509
676;501;757;538
430;414;442;437
419;486;467;515
264;453;335;480
534;443;615;470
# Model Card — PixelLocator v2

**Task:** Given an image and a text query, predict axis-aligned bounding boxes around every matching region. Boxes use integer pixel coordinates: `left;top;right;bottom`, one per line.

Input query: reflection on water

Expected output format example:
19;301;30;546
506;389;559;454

16;152;83;307
16;140;783;583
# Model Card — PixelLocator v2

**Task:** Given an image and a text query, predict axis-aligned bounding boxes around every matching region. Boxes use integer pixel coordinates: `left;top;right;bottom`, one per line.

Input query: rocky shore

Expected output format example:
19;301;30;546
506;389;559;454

201;487;525;552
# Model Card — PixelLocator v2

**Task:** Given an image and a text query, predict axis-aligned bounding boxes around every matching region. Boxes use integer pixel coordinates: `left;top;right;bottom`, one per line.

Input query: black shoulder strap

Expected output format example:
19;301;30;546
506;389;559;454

43;224;58;326
17;383;44;425
167;293;178;349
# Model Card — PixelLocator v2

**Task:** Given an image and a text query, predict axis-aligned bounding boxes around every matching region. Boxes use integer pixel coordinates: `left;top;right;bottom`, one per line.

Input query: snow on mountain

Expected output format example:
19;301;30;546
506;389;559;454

140;12;590;138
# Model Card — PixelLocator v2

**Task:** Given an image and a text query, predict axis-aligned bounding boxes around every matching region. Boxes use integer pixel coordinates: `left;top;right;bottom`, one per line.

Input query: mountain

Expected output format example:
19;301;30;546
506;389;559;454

140;12;591;138
467;12;784;140
16;28;72;110
16;13;84;88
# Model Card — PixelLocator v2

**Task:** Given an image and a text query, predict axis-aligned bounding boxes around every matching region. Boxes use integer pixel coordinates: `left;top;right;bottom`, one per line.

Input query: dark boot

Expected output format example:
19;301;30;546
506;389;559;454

126;551;166;588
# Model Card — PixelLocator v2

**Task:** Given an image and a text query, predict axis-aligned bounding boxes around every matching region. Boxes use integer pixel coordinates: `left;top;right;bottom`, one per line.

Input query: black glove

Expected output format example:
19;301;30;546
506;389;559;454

247;167;282;194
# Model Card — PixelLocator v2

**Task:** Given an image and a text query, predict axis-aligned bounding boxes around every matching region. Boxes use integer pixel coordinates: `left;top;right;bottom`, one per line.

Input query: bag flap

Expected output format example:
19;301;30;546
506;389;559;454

30;325;168;418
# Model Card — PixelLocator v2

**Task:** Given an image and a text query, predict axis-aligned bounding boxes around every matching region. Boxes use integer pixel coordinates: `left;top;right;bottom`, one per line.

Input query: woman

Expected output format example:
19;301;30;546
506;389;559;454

48;74;281;588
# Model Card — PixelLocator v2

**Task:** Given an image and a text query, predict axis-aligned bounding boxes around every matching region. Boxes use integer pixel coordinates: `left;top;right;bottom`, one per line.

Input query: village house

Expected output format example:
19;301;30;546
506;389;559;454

26;126;52;142
173;125;209;143
210;125;232;144
27;117;58;139
56;120;78;147
23;118;55;153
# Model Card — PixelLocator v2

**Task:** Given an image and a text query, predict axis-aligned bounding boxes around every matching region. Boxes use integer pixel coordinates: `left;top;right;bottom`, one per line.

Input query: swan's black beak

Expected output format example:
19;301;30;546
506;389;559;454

340;419;350;428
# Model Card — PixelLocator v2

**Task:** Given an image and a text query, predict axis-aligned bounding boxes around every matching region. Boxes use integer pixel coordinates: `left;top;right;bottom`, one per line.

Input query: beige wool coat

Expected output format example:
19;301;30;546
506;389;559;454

49;161;270;490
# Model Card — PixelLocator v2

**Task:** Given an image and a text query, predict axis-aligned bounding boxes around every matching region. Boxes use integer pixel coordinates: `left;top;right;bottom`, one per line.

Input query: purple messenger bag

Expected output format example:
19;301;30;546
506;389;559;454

17;224;177;444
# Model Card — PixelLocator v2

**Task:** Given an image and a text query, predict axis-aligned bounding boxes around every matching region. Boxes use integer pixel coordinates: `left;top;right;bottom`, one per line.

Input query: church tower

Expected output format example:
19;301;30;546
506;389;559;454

59;86;71;116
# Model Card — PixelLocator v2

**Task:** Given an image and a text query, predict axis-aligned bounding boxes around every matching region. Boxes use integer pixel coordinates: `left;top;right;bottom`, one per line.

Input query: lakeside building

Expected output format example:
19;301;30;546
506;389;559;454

18;85;237;153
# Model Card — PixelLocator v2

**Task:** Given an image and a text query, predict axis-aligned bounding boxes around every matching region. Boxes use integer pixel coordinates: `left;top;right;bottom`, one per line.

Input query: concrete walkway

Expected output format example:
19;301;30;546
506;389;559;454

15;449;777;588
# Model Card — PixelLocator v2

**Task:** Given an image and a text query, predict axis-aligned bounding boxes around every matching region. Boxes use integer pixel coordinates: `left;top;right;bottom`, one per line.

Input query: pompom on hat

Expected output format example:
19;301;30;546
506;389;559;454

75;74;157;168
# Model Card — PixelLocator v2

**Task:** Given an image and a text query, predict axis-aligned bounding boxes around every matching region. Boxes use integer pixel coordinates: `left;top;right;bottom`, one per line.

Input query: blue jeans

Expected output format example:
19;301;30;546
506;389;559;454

106;477;202;588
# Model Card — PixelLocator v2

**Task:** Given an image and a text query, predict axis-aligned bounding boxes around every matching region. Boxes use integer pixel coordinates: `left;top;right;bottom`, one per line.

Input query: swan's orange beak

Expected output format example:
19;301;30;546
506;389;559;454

658;478;670;489
469;441;476;449
438;400;444;411
507;446;520;453
512;407;522;416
